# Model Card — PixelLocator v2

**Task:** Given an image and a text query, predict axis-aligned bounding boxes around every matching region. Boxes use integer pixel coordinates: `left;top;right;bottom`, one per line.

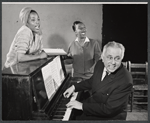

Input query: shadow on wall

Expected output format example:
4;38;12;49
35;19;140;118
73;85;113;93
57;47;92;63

47;34;68;52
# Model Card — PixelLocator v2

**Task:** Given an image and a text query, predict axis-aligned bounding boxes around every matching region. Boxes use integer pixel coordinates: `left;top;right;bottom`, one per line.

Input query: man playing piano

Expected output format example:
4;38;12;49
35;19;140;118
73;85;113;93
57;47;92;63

63;41;133;120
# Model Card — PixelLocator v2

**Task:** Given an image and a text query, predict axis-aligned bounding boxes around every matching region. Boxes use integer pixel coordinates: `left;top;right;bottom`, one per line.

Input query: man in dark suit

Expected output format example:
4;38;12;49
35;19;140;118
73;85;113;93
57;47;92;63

63;41;133;120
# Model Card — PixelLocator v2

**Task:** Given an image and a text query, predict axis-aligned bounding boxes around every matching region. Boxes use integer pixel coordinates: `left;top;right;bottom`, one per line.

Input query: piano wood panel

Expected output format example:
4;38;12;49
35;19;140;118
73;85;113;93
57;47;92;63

2;56;74;120
2;76;32;120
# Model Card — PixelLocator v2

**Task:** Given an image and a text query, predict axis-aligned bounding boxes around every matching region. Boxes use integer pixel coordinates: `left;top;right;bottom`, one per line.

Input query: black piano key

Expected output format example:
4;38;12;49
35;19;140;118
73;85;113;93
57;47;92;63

52;115;64;119
52;119;61;121
54;108;66;111
57;104;66;108
53;102;67;109
53;111;65;115
61;97;70;102
55;98;70;108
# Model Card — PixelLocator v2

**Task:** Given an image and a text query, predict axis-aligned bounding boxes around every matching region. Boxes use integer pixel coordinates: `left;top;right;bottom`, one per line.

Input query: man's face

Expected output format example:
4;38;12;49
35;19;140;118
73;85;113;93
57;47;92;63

75;23;86;39
102;47;122;73
27;12;40;34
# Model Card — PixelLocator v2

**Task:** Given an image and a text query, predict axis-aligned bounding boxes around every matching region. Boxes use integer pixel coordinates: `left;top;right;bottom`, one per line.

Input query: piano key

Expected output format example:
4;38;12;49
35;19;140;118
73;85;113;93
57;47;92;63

55;103;66;108
52;115;64;119
53;111;65;115
53;119;61;121
54;108;66;111
70;92;78;101
62;92;78;121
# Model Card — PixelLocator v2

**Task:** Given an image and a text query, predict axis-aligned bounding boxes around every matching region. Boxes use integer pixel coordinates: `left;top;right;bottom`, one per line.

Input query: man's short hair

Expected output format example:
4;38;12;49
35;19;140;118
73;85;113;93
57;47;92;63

102;41;125;60
72;21;83;32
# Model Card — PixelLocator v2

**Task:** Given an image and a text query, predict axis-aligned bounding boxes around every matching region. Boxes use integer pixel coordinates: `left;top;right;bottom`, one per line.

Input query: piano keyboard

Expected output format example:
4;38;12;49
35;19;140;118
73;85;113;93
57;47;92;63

62;92;78;121
52;92;78;121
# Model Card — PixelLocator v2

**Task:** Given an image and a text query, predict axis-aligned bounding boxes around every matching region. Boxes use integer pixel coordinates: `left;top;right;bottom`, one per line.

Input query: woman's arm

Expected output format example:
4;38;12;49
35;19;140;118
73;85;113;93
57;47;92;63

16;27;47;62
17;50;47;62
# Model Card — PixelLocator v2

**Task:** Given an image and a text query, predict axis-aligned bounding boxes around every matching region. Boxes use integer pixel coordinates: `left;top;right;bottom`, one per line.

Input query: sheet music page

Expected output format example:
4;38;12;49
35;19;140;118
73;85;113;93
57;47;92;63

41;56;65;100
49;56;64;88
55;56;65;83
42;63;56;100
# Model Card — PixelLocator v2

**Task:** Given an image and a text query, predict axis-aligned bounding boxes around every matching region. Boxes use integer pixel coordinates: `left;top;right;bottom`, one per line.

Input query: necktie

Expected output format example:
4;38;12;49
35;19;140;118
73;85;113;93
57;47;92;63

101;70;109;81
103;71;109;80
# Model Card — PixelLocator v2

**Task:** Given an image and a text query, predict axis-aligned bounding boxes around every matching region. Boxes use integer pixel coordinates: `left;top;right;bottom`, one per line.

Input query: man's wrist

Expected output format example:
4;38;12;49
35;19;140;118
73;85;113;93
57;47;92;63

72;85;75;92
81;103;83;110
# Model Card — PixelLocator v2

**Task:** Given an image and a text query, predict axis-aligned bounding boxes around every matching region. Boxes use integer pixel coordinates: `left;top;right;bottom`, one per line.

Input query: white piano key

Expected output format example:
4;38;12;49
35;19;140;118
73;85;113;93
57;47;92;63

62;92;78;121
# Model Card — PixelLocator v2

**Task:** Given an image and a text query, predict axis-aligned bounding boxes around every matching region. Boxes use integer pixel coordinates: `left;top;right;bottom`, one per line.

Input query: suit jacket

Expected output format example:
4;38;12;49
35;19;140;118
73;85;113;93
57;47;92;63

74;60;133;120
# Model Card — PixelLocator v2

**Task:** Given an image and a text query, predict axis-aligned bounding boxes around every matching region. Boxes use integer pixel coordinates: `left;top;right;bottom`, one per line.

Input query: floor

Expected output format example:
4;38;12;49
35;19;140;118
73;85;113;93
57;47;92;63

126;111;148;121
126;104;148;121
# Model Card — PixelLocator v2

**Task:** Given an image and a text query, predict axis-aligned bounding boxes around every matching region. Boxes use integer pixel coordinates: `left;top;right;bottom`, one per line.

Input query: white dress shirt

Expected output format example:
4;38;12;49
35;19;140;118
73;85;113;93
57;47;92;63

101;67;110;81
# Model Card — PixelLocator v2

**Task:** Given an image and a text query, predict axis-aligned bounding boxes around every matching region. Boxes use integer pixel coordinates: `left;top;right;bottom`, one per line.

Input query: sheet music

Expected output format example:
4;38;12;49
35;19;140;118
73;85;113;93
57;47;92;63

54;56;65;85
49;56;65;88
44;77;56;100
42;63;56;100
41;56;65;100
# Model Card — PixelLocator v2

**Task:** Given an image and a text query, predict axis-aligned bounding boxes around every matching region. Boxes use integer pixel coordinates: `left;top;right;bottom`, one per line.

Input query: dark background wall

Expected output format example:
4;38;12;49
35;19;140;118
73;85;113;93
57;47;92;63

102;4;147;63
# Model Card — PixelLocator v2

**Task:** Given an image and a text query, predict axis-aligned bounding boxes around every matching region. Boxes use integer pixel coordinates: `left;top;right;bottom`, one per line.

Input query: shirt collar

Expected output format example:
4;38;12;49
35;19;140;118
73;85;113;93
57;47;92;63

75;37;90;43
103;64;123;75
103;67;111;75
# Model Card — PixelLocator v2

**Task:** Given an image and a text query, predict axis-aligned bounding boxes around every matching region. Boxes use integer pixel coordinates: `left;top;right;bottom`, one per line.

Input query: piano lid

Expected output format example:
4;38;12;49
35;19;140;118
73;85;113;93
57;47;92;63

2;57;53;76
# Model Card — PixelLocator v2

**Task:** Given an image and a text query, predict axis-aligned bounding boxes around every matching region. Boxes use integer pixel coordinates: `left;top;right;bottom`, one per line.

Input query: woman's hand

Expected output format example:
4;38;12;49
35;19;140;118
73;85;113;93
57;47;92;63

40;51;47;59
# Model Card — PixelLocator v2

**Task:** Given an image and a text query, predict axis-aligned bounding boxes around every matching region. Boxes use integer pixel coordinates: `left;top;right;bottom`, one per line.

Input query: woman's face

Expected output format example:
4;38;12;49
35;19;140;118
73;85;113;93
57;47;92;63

75;23;87;39
27;12;40;33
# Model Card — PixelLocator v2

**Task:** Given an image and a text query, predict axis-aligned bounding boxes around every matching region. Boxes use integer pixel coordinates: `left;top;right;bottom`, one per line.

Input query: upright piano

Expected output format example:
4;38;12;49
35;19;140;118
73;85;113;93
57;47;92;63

2;55;81;120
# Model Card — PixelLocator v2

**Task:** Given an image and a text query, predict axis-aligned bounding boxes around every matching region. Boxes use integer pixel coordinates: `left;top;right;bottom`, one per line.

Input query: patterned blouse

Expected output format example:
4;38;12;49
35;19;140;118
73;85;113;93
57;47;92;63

4;25;43;68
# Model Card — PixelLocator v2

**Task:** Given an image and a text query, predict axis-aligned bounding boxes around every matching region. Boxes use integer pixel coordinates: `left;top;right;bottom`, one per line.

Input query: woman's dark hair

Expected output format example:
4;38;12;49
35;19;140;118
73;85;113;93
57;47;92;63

72;21;83;32
30;10;38;14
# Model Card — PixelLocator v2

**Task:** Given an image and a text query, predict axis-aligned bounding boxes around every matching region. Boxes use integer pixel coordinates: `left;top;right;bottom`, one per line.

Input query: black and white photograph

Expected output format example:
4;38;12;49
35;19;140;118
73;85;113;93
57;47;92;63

1;2;148;121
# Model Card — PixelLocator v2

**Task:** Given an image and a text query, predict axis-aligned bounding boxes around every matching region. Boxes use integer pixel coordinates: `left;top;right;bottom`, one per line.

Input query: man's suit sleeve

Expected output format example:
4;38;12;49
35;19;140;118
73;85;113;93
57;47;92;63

73;60;101;92
82;81;133;117
73;75;93;92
